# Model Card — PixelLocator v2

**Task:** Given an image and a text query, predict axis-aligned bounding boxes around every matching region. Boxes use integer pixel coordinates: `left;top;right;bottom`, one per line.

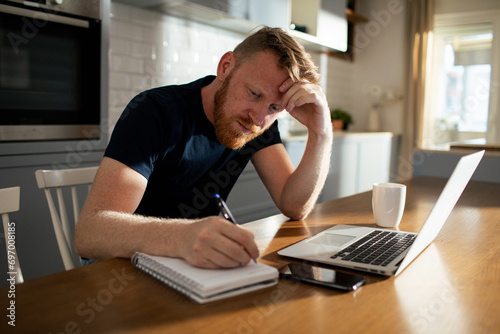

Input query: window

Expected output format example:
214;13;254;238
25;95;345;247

422;12;500;150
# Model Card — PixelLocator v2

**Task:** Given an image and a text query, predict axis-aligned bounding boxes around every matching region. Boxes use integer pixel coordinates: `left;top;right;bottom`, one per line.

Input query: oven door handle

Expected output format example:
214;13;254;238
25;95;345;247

0;4;89;28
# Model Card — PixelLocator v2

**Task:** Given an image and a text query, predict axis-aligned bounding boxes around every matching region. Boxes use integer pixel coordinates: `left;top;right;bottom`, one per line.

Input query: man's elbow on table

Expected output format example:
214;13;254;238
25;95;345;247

74;214;95;260
280;203;313;221
74;210;115;261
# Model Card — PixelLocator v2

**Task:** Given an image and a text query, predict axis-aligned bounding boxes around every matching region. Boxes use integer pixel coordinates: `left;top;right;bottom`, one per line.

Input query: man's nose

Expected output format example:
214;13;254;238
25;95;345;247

248;105;267;128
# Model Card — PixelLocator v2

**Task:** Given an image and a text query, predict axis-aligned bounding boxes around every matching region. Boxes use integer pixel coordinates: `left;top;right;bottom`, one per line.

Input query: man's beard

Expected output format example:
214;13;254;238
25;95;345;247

213;74;264;150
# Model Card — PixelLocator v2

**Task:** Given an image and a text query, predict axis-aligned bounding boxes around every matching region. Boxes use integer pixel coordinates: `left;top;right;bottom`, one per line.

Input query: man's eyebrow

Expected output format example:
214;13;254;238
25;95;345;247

248;84;282;104
248;84;263;96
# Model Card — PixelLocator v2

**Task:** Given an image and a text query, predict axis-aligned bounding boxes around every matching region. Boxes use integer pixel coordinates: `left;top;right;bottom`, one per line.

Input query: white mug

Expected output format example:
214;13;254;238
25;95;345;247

372;183;406;228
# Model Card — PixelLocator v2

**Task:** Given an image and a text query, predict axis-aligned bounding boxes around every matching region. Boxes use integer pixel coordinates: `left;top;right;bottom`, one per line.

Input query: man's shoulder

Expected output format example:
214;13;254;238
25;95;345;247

144;75;215;105
120;76;213;125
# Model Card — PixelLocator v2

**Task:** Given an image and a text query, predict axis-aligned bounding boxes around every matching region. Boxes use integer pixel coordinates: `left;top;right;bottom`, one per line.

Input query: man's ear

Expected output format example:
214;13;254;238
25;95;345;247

216;51;235;81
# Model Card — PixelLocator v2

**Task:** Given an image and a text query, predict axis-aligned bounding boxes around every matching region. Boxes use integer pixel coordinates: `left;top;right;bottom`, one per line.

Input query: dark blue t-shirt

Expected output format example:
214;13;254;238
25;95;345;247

105;76;282;219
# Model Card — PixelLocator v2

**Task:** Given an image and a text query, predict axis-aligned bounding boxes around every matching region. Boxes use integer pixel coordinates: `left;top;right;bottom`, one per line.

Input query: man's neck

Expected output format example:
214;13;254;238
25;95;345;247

201;79;219;125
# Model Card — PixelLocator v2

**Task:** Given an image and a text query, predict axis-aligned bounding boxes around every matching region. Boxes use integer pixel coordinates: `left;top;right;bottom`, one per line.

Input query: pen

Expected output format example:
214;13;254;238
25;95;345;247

214;193;257;263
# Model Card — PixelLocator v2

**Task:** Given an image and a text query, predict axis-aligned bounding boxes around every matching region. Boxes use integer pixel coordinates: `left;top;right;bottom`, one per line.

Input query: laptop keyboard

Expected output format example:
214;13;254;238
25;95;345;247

330;230;417;267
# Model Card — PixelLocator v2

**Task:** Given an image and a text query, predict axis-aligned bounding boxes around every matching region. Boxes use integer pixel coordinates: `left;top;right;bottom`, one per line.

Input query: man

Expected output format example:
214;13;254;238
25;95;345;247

75;27;332;269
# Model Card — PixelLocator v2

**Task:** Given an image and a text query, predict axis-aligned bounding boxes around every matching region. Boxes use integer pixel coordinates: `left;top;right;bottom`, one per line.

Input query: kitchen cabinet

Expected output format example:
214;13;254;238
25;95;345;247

226;163;280;224
290;0;348;52
114;0;290;35
287;0;369;57
275;132;401;203
323;132;401;201
278;131;401;202
227;132;401;223
113;0;355;53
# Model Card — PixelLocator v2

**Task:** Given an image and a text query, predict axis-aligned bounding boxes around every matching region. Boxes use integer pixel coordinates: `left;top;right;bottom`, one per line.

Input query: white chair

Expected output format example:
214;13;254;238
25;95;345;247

0;186;23;283
35;166;98;271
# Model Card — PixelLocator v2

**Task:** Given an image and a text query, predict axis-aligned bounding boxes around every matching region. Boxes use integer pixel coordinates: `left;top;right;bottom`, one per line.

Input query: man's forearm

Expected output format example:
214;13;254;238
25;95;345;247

278;130;333;220
74;210;188;260
74;209;260;268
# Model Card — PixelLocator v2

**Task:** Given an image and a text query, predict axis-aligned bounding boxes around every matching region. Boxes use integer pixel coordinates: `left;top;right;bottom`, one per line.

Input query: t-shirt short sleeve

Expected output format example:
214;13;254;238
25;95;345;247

104;92;175;180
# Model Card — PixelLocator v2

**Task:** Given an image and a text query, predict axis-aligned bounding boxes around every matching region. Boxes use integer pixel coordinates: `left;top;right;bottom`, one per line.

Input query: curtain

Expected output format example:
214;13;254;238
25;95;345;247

399;0;435;180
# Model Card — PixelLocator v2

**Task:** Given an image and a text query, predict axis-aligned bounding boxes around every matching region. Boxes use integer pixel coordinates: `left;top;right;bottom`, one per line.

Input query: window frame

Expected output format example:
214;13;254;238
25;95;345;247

422;10;500;149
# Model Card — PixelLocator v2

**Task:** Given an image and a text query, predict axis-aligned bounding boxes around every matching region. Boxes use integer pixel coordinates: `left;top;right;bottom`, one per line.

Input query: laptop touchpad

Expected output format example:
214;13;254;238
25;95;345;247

307;233;356;247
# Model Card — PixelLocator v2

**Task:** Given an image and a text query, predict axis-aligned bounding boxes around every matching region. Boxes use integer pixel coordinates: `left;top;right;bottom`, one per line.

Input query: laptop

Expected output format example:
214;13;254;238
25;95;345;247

278;150;485;276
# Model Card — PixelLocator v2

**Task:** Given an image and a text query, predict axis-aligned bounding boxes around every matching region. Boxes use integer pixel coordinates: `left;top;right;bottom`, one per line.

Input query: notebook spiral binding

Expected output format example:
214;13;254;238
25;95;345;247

132;252;202;300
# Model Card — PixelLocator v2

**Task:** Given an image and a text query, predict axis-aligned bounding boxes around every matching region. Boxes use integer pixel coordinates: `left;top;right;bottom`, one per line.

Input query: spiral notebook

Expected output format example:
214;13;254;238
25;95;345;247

131;252;279;303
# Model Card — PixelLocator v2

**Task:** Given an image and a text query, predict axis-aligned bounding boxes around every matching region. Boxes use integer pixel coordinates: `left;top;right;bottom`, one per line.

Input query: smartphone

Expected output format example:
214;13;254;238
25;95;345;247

279;263;366;291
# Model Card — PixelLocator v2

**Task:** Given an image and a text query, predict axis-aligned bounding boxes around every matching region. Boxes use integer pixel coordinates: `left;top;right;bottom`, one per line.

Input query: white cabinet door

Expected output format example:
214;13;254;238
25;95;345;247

285;139;307;167
226;163;280;224
322;134;401;203
323;139;358;201
357;138;392;193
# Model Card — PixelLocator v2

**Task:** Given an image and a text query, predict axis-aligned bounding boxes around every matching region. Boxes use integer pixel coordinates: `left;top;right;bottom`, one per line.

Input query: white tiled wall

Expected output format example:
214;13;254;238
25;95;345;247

326;56;353;113
108;2;353;135
108;2;245;132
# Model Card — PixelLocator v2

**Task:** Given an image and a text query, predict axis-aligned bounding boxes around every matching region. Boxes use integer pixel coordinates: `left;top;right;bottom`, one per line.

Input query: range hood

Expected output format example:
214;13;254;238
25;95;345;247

114;0;285;35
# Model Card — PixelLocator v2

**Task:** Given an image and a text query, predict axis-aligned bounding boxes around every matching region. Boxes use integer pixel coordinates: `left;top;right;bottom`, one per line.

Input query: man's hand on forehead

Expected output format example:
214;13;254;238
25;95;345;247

278;78;297;112
278;78;325;113
278;77;331;136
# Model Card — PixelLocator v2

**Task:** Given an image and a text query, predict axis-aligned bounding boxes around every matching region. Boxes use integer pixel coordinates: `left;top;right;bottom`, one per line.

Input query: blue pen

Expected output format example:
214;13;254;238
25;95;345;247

215;194;257;263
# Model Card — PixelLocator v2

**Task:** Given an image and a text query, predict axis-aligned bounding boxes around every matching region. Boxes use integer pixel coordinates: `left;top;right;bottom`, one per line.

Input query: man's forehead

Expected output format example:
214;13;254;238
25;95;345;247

238;52;289;80
239;63;289;96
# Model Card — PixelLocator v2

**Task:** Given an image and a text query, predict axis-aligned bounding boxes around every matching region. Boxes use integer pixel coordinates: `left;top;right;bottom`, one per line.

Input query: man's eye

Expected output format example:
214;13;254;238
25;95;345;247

249;90;260;99
270;105;281;113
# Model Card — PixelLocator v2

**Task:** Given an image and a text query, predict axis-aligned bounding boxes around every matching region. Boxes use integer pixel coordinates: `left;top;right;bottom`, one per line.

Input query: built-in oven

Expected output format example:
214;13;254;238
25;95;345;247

0;0;102;141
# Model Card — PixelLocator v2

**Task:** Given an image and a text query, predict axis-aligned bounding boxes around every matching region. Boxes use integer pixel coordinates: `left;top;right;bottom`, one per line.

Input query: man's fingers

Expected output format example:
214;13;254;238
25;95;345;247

281;82;303;112
279;77;295;93
184;217;258;268
220;222;259;263
281;81;324;112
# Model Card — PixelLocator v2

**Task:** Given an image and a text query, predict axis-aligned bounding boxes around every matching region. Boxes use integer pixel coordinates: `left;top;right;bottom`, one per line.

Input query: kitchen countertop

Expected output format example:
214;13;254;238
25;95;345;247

450;138;500;152
282;130;399;142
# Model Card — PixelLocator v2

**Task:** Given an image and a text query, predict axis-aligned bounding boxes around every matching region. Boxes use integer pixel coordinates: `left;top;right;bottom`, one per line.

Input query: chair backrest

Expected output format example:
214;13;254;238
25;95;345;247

35;167;98;270
0;186;23;283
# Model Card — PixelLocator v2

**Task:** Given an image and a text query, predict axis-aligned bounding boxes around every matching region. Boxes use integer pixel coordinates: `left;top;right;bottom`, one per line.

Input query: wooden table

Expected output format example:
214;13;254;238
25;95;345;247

2;177;499;334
